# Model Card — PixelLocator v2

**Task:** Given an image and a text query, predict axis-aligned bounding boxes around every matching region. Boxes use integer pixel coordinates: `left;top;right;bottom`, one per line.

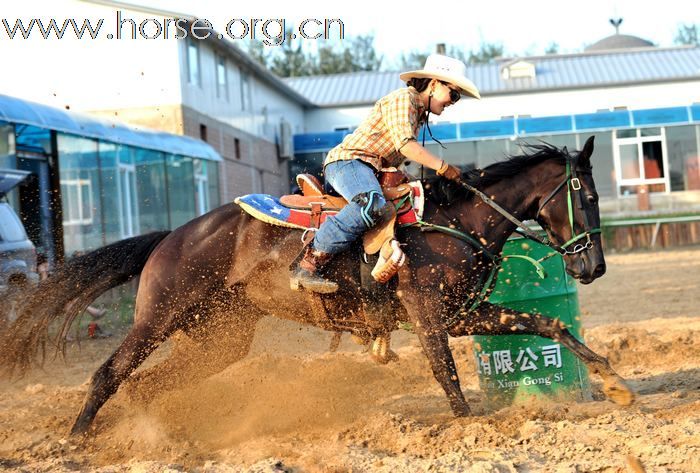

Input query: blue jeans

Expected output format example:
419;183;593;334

313;160;386;254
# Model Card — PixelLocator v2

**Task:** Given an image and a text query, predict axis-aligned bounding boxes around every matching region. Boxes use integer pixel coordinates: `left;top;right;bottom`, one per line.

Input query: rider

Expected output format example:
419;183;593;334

290;54;481;293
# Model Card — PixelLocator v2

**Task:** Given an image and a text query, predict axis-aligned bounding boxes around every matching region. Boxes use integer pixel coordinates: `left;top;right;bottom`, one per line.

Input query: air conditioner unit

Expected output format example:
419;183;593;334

279;120;293;159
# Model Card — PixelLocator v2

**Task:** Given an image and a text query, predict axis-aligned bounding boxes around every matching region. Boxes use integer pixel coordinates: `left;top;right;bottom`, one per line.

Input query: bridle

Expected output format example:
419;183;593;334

534;156;601;256
411;151;604;330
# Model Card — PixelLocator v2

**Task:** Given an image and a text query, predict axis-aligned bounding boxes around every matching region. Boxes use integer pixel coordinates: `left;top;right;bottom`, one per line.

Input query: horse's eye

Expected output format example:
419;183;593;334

587;194;598;205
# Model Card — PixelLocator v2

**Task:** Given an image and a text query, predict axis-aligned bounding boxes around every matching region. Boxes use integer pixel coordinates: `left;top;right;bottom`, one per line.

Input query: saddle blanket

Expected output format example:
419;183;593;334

234;181;424;230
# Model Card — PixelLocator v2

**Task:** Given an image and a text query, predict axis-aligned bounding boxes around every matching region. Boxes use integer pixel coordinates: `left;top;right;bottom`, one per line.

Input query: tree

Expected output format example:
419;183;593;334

247;33;383;77
399;51;429;71
245;40;270;67
545;42;560;55
350;35;383;71
675;24;699;46
468;42;504;64
268;29;313;77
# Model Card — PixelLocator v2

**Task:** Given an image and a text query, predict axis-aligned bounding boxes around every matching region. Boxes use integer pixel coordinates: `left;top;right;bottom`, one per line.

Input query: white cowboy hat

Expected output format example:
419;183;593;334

400;54;481;100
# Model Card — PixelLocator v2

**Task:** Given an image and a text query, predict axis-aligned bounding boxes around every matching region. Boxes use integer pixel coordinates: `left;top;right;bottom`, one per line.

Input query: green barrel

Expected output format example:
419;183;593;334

472;237;591;409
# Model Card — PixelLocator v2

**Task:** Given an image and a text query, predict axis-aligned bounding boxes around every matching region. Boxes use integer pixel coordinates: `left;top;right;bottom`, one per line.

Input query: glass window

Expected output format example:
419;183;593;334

240;71;251;111
207;161;220;209
216;54;228;100
0;122;18;210
614;129;668;195
135;148;168;232
640;127;661;137
0;122;15;166
166;154;196;228
98;142;122;244
619;144;640;179
194;159;209;216
57;135;103;256
666;125;700;191
0;204;27;242
616;129;636;139
187;38;200;86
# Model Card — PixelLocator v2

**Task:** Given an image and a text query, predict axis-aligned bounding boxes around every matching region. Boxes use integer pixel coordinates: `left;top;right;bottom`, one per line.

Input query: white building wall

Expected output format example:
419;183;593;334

300;80;700;133
178;40;305;142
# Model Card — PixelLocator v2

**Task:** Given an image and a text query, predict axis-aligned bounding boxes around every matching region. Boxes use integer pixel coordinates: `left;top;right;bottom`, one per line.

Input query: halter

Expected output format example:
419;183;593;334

535;156;602;256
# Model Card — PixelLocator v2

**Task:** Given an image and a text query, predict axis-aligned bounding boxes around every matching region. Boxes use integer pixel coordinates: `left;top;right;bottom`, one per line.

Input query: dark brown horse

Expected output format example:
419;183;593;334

0;136;633;435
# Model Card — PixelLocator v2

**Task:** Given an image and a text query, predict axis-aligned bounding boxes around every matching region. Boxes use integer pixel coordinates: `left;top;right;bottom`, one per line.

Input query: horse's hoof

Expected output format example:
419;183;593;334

603;376;635;406
452;404;472;417
370;349;399;365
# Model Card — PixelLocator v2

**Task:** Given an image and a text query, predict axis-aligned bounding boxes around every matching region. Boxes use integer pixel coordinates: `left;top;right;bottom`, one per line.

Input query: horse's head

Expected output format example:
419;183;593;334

534;136;605;284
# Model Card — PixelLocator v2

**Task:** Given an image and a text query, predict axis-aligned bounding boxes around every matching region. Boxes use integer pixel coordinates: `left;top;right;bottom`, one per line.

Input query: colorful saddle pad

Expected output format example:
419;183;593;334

234;181;425;230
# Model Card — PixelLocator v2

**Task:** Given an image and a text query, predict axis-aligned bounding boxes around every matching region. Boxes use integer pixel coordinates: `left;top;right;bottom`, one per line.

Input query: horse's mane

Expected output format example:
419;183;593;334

424;141;582;206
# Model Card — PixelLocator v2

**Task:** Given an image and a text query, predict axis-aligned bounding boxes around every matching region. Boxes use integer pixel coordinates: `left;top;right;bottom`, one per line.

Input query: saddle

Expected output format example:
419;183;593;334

235;168;425;283
235;169;425;363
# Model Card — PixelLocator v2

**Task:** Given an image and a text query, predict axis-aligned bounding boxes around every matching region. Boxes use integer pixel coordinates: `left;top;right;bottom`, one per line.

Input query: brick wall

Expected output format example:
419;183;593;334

182;106;290;202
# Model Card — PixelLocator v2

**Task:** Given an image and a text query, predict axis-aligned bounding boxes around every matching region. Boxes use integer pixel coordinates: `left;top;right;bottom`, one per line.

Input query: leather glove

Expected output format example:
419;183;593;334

437;161;462;183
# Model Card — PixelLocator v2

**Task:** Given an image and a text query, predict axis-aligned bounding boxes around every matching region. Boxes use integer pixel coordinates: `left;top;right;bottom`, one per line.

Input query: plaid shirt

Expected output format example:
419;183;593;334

324;87;427;171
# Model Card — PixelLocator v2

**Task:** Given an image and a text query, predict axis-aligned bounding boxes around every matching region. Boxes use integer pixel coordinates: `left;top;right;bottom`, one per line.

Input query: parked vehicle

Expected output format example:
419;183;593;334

0;169;38;290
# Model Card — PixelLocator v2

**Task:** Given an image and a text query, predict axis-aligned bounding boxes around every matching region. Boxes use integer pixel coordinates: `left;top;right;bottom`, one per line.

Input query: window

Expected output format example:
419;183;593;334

200;124;207;142
234;137;241;159
216;54;228;100
240;71;251;111
194;160;209;216
186;38;200;86
58;135;104;254
60;178;94;225
613;128;669;196
666;125;700;191
166;155;196;228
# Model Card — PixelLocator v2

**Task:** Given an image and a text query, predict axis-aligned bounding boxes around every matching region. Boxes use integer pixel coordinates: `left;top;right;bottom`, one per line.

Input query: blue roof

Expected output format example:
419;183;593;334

285;46;700;107
0;94;221;161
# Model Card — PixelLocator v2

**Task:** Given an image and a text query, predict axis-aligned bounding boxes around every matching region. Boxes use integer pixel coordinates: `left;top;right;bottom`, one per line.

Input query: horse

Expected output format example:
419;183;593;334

0;136;634;435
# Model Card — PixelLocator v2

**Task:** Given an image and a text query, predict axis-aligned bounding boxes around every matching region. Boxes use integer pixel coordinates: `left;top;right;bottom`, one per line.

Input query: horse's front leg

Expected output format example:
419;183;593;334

448;302;634;406
398;288;470;416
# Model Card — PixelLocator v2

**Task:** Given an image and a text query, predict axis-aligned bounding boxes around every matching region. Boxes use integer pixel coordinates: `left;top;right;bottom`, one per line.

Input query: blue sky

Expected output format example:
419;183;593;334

139;0;699;67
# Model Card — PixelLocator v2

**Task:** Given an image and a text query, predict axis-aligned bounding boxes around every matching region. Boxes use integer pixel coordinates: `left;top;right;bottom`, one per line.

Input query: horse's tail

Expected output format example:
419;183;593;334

0;231;171;376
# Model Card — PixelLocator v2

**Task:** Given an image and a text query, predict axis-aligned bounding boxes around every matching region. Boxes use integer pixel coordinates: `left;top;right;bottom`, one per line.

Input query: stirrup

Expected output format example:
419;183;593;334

290;268;339;294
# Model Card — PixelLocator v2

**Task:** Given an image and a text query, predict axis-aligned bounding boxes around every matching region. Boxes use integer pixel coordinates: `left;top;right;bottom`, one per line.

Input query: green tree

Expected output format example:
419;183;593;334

399;51;429;70
675;24;699;46
268;29;313;77
245;40;269;67
350;35;383;71
468;42;504;64
545;42;560;54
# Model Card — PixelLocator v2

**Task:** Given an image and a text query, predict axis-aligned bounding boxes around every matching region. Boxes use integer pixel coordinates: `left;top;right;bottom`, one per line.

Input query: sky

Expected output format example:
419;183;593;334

2;0;699;71
135;0;700;67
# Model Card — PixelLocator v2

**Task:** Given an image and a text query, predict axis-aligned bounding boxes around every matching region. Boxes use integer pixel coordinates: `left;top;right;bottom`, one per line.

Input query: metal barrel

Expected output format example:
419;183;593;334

472;237;591;409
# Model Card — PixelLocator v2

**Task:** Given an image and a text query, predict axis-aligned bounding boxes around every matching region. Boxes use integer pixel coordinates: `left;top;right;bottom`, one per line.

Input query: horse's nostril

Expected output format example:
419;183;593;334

593;263;606;277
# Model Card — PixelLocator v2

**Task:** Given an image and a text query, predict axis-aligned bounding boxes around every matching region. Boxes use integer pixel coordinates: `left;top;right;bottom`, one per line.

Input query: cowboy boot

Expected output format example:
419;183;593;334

290;246;339;294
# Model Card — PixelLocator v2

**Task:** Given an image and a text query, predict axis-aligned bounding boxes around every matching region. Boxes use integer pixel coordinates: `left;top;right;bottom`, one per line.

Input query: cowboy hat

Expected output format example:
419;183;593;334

400;54;481;99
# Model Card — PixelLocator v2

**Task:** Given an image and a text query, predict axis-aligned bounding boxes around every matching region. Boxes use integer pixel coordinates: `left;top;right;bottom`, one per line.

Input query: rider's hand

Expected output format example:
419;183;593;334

437;161;462;183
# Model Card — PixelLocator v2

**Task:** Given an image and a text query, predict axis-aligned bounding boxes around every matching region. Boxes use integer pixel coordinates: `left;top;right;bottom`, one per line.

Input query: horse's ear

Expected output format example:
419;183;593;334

579;136;595;165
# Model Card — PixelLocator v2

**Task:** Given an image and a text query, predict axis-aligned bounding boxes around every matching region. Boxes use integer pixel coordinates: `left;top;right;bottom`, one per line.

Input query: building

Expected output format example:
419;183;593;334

1;0;311;203
286;37;700;216
0;94;221;264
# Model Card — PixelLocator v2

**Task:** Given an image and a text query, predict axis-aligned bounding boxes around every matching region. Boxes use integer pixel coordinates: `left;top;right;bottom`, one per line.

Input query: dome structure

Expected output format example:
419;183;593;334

585;34;655;52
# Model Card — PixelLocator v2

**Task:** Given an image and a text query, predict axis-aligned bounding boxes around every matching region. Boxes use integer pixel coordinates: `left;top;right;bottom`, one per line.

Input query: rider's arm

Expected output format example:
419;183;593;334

400;140;446;172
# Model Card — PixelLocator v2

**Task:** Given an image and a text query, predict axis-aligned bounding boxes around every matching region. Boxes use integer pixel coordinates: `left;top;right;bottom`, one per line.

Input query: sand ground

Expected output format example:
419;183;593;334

1;247;699;472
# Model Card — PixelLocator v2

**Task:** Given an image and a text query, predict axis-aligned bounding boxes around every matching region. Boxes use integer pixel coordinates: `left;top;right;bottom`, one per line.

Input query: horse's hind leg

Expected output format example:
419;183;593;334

70;314;177;435
124;304;260;401
448;302;634;406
